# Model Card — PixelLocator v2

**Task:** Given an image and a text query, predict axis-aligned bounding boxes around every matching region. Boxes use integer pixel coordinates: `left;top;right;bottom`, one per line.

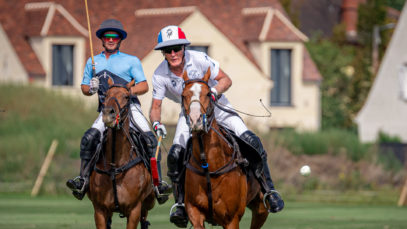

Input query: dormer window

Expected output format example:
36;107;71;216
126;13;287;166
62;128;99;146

186;45;209;54
270;49;292;106
52;44;74;86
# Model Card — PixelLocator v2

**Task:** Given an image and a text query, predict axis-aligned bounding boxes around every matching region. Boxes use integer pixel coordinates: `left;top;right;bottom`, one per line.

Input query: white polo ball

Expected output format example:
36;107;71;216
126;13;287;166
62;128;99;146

300;165;311;176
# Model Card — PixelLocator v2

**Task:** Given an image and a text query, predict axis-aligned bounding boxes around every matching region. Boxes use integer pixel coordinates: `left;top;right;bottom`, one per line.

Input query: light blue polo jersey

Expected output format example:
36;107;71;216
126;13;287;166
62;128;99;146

81;51;146;111
82;51;146;86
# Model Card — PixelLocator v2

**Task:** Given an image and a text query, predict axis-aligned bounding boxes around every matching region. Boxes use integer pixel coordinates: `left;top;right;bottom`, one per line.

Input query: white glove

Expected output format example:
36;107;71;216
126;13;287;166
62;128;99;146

153;121;167;138
89;77;99;95
210;87;218;101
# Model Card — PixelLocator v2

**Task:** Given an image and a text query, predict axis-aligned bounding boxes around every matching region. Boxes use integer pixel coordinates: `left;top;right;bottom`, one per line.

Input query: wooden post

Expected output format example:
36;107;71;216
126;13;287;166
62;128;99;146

398;177;407;206
31;140;58;197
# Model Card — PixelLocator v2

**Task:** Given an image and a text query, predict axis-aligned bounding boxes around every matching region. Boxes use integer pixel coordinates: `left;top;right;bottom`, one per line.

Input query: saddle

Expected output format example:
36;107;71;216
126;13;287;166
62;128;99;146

92;128;152;174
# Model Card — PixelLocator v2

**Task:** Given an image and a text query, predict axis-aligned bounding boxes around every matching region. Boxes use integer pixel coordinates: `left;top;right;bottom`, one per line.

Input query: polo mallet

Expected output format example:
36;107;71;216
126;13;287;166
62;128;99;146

150;135;162;186
84;0;96;79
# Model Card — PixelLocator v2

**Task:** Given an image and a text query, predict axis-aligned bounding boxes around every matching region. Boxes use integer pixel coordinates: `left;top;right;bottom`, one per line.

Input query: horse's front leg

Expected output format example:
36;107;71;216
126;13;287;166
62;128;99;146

186;205;204;229
225;216;240;229
94;209;112;229
126;202;142;229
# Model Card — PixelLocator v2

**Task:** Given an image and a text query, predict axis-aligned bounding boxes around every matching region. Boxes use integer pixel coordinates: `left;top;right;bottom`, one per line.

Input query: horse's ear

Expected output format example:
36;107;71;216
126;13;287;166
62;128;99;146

182;70;189;82
126;79;135;89
108;77;114;86
203;67;211;82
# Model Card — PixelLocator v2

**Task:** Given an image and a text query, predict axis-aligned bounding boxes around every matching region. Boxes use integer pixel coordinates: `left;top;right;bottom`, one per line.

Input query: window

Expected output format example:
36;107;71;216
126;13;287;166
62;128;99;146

399;63;407;101
270;49;291;106
186;45;208;54
52;45;74;86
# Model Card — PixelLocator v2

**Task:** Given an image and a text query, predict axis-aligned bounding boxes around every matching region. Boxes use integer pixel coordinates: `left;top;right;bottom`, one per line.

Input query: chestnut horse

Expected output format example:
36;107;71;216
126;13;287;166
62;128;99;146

88;78;155;229
181;69;269;229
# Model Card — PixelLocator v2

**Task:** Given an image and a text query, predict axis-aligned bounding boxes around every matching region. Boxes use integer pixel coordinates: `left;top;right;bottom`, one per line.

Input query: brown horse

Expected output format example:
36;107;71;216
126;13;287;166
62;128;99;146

181;69;269;229
88;78;155;229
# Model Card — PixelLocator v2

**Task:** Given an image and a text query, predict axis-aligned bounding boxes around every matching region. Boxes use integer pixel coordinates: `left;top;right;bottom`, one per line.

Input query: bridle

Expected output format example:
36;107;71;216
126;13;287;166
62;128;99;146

97;83;145;217
181;79;215;133
104;84;130;129
182;79;245;224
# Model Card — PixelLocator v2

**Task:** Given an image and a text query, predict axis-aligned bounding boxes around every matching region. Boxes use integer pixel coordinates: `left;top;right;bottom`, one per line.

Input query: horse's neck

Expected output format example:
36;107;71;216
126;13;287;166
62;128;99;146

191;122;231;168
104;121;131;165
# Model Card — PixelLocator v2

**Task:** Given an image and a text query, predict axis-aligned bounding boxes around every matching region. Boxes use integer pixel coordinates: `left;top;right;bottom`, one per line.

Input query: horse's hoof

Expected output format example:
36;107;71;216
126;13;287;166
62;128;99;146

170;207;188;228
140;220;150;229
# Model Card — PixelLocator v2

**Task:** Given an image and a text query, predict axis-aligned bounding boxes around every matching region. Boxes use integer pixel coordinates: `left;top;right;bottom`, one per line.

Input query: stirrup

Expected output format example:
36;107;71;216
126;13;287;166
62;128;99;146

169;203;185;216
263;190;280;212
154;181;171;197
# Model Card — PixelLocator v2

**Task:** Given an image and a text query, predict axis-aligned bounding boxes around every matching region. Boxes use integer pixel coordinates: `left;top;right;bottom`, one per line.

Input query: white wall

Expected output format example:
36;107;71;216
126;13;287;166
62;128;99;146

0;24;28;84
356;5;407;142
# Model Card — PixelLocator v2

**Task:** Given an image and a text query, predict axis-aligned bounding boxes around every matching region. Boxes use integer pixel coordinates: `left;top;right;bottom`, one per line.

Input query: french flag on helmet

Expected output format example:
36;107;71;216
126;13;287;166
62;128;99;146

154;25;191;50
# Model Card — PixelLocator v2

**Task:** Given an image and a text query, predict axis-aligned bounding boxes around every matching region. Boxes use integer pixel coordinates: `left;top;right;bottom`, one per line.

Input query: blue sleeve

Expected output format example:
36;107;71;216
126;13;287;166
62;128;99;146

81;57;93;85
131;57;146;83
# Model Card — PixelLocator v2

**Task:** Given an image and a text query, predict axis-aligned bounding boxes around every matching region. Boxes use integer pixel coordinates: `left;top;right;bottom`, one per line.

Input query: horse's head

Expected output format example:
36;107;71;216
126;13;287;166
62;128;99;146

102;77;134;128
182;68;214;132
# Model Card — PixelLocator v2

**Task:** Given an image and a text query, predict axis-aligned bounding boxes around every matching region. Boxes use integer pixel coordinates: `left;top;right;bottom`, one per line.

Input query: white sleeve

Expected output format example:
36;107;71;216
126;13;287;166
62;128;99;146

152;75;166;100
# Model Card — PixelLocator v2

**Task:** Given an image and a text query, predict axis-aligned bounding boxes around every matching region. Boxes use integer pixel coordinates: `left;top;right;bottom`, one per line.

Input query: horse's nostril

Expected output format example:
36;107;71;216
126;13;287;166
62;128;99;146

110;109;115;114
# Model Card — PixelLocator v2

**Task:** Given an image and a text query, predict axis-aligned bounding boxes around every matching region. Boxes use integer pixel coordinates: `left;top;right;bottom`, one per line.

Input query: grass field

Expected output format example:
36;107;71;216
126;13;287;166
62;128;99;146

0;194;406;229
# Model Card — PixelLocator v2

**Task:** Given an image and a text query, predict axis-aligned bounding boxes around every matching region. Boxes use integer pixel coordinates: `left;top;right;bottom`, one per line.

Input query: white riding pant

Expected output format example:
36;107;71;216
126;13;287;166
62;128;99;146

173;96;248;148
91;103;151;139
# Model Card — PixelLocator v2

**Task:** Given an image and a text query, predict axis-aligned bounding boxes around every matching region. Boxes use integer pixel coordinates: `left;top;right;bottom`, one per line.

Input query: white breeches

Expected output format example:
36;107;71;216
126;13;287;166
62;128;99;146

173;96;248;148
91;103;151;139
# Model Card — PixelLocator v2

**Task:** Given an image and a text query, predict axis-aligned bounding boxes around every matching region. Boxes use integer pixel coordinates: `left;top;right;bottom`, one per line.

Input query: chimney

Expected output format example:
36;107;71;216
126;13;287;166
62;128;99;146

341;0;365;42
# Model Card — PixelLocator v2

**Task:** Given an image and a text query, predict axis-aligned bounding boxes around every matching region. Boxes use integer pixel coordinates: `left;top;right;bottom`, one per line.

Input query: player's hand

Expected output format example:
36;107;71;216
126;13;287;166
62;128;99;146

153;121;167;138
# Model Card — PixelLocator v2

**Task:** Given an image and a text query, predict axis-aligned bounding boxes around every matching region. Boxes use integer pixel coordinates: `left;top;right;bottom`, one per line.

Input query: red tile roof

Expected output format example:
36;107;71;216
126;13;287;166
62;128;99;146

0;0;321;82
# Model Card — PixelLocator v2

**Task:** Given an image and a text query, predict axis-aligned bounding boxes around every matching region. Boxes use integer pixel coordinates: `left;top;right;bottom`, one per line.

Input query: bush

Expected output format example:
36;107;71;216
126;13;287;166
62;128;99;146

275;129;372;161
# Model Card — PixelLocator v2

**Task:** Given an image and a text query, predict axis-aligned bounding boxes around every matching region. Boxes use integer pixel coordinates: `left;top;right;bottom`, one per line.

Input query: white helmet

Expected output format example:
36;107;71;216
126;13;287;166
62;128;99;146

154;25;190;50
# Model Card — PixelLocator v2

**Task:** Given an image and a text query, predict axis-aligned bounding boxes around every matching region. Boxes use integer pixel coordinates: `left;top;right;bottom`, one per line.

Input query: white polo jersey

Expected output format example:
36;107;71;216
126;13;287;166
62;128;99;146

152;50;220;103
151;50;248;148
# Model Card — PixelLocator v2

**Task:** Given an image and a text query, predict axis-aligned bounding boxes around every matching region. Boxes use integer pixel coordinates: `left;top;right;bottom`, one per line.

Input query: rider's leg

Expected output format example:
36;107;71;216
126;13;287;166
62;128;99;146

167;144;188;228
143;131;171;199
130;103;172;197
240;130;284;213
66;127;101;200
214;99;284;213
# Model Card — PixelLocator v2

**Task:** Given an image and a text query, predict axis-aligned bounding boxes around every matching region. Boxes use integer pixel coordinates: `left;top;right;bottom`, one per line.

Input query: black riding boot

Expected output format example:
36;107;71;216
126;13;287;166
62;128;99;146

261;156;285;213
240;130;284;213
168;144;188;228
66;158;90;200
66;128;101;200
